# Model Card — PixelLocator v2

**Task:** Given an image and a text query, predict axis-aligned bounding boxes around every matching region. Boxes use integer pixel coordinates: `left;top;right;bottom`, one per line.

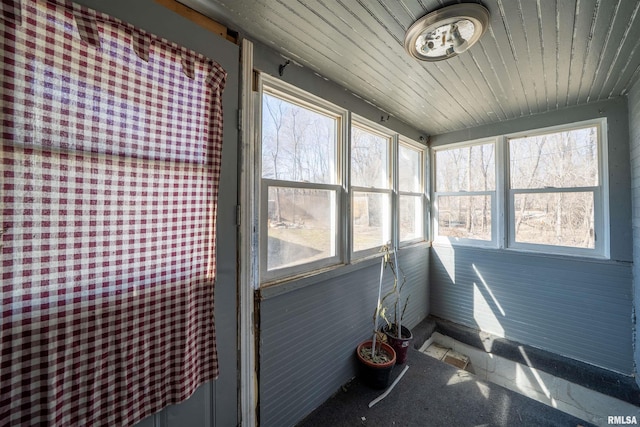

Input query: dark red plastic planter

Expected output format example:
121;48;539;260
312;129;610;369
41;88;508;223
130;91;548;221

356;340;396;389
382;325;413;364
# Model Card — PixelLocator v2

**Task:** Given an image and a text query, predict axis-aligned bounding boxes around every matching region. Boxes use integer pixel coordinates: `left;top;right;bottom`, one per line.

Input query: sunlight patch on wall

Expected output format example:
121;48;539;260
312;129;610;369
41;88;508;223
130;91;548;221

435;244;456;284
473;283;505;338
472;264;505;316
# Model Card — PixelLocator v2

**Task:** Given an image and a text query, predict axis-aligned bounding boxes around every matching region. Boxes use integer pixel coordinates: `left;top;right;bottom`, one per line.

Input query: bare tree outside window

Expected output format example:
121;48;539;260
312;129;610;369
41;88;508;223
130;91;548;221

509;126;598;249
262;94;335;183
262;92;339;272
435;142;495;240
399;143;424;242
351;125;391;252
259;81;427;281
351;126;389;188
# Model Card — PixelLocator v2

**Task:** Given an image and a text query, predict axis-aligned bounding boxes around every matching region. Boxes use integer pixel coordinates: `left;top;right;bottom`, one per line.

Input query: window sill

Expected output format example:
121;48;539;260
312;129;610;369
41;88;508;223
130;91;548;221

260;258;379;299
431;241;628;266
260;241;431;299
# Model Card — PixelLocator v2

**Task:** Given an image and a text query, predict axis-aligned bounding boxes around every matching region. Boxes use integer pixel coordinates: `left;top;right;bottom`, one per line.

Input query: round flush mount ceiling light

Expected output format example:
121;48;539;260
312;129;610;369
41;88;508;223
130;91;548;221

404;3;490;62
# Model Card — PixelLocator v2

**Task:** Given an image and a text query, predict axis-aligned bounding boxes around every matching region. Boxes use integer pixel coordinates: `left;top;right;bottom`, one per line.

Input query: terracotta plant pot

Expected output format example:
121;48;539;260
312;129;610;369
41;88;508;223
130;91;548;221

382;324;413;364
356;340;396;389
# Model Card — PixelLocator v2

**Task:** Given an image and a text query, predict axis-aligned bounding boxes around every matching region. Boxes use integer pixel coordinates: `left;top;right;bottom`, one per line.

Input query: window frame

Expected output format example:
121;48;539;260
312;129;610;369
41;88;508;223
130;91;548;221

398;137;428;246
257;76;428;286
505;119;609;258
432;138;498;248
258;75;349;283
430;118;609;259
350;116;395;259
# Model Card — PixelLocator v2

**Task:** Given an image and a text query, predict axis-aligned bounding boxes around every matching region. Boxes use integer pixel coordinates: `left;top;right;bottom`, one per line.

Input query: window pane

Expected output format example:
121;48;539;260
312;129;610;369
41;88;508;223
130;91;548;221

262;93;337;184
435;143;495;192
513;192;594;248
351;126;390;188
399;144;422;192
438;195;492;240
400;195;423;242
509;126;598;189
353;191;390;252
267;187;336;271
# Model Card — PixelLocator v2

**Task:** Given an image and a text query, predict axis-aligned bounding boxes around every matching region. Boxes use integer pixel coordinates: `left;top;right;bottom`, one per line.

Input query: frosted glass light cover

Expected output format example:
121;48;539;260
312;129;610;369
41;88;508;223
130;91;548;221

404;4;489;62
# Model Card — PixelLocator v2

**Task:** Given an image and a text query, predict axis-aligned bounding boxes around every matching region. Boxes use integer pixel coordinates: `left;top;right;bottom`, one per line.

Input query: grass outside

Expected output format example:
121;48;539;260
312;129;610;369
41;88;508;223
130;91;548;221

268;225;386;270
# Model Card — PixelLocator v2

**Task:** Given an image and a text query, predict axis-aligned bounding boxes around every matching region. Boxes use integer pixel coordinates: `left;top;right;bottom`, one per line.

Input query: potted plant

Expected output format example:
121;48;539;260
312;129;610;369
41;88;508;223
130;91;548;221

355;244;397;389
379;244;413;364
355;339;396;389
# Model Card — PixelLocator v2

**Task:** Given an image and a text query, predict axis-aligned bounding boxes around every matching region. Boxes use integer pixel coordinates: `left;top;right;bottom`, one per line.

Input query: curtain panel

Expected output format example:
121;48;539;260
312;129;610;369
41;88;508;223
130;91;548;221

0;1;226;425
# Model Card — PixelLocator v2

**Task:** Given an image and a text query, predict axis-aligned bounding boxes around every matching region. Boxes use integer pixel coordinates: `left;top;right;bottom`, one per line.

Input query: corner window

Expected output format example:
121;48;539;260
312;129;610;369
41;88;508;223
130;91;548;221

431;119;607;258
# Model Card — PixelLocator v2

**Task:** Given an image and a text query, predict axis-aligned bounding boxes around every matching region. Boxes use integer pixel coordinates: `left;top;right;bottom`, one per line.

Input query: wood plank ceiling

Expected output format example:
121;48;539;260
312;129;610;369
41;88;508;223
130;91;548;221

180;0;640;136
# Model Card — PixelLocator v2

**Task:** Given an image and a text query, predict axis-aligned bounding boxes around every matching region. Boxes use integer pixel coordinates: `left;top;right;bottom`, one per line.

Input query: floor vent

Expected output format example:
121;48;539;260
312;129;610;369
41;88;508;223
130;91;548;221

423;342;470;371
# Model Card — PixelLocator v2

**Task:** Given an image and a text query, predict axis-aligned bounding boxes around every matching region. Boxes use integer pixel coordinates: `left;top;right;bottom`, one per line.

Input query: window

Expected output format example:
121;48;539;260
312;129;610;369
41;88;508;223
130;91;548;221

351;122;392;254
508;123;605;255
260;82;344;280
433;140;496;244
258;78;427;284
398;141;425;243
432;119;607;257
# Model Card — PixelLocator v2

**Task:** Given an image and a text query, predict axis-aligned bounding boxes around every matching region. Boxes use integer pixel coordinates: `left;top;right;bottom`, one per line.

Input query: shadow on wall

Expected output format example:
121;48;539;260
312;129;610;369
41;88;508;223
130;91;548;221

429;241;634;375
430;244;574;418
430;243;505;341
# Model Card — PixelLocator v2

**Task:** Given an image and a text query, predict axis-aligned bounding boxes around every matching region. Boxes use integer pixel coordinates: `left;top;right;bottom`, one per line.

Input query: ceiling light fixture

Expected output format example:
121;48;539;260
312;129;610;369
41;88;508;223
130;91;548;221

404;3;490;62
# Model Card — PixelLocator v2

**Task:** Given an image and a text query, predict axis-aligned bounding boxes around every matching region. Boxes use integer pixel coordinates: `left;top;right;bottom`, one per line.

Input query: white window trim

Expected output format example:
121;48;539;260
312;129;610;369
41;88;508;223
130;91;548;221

431;137;498;248
260;180;344;282
431;118;609;259
504;118;609;258
398;137;427;246
238;39;256;427
258;74;349;284
350;116;395;259
257;76;429;285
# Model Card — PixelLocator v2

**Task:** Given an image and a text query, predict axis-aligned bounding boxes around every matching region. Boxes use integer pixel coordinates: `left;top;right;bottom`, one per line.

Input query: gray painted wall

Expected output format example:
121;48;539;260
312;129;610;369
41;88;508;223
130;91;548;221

629;80;640;385
253;42;430;427
259;246;429;427
430;98;634;374
252;40;426;143
73;1;240;426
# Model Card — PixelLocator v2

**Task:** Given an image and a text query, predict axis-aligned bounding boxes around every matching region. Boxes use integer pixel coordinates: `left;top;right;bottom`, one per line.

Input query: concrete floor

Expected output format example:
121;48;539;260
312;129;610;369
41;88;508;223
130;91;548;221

422;333;640;426
298;347;593;427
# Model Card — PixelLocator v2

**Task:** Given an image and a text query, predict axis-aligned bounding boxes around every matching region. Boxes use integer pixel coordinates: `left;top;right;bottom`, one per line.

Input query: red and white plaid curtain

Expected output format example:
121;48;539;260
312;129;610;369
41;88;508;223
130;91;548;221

0;1;226;425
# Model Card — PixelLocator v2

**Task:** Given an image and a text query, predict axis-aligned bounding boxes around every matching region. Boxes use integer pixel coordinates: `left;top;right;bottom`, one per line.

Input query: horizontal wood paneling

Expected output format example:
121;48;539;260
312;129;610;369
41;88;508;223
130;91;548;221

259;246;429;427
430;244;633;374
428;97;634;376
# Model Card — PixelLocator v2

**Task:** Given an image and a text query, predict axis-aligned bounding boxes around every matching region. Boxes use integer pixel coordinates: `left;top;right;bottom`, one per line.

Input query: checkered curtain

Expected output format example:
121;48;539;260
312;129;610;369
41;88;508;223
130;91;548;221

0;1;226;426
